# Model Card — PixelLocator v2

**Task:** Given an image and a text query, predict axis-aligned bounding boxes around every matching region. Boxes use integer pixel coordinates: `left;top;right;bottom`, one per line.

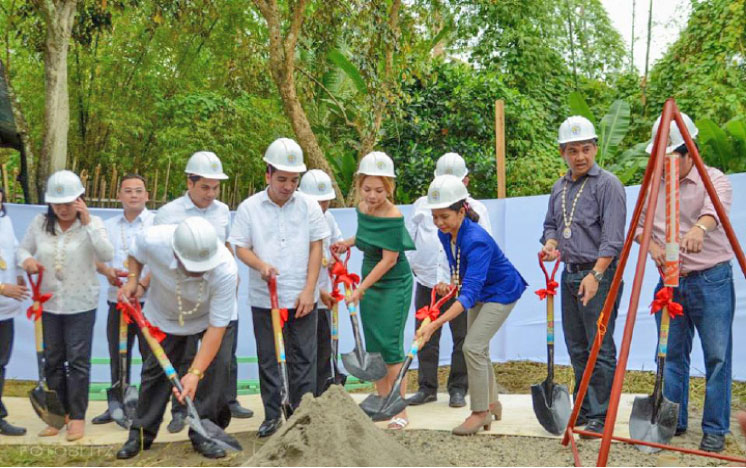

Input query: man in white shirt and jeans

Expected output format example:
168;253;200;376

154;151;252;431
230;138;329;438
116;217;237;460
405;153;492;408
92;174;154;425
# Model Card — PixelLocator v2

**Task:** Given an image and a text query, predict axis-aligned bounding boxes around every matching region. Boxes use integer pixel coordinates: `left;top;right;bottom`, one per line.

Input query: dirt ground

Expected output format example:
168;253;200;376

1;361;744;467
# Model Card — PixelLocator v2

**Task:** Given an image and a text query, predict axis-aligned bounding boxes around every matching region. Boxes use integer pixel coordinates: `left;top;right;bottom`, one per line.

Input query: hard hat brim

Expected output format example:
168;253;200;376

433;168;469;178
557;134;599;145
45;189;85;204
184;170;229;180
423;199;458;209
355;169;396;178
263;159;307;173
172;239;223;273
300;190;336;201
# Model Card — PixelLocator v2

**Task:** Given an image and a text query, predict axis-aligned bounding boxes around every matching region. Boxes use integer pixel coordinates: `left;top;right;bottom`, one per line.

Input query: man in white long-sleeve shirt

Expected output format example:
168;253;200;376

405;153;492;408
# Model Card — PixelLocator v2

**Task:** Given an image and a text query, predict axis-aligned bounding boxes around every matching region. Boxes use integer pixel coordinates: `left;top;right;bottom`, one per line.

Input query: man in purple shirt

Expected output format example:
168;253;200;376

636;114;735;453
541;116;627;437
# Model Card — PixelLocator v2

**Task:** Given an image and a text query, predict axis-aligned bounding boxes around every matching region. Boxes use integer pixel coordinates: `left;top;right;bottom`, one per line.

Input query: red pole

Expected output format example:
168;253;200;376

561;101;662;447
595;99;674;466
671;105;746;277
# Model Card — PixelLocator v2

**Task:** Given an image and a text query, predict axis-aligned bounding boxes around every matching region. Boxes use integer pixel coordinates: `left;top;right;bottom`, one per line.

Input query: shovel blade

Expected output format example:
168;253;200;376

359;393;384;417
107;385;130;429
29;386;66;429
531;381;571;435
629;395;679;453
341;348;387;382
187;416;243;452
371;390;407;422
123;385;139;421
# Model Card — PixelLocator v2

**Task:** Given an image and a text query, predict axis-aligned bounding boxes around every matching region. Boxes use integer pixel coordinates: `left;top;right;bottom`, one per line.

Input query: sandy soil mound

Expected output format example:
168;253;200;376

246;385;421;467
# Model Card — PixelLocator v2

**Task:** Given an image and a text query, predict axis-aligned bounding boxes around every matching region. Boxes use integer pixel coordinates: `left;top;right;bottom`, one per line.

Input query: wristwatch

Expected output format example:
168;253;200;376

188;368;205;380
591;269;604;282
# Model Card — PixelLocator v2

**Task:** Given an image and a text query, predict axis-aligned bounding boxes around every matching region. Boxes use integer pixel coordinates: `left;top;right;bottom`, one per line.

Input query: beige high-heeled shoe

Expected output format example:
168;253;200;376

38;426;60;437
452;412;492;436
65;419;85;442
489;400;502;421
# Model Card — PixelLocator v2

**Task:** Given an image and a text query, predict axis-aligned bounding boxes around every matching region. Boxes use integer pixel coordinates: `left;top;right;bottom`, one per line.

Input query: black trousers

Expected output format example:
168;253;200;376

0;318;13;420
413;283;468;395
130;328;232;446
105;301;146;385
252;306;317;421
225;320;239;405
42;310;96;420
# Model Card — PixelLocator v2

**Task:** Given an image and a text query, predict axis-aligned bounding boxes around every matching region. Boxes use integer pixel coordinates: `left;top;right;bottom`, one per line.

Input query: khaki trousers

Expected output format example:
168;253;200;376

463;301;516;411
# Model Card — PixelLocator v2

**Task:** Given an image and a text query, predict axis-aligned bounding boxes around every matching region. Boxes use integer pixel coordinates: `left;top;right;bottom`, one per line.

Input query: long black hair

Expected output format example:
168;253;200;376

447;198;479;222
43;196;85;236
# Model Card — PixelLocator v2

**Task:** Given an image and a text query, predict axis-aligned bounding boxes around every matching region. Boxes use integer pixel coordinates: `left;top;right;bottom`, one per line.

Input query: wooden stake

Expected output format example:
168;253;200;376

162;159;171;203
99;180;107;208
93;164;101;203
151;170;159;209
1;164;8;197
495;100;506;199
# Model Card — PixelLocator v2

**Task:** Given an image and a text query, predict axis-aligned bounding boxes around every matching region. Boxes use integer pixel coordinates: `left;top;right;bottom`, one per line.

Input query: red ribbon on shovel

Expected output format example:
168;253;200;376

415;284;458;322
267;275;289;329
330;250;360;291
117;300;167;343
650;267;683;319
26;267;52;321
535;251;561;300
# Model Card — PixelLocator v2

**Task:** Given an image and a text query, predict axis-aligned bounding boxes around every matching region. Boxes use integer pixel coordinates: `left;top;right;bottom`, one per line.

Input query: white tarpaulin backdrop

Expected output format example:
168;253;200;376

5;173;746;383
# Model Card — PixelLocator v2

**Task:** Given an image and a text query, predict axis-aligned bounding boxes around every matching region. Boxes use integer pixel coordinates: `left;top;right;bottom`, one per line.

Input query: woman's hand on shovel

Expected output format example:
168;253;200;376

416;321;438;347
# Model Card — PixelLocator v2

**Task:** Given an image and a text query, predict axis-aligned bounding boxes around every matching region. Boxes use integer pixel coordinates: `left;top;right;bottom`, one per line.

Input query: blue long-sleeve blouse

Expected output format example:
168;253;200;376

439;217;527;309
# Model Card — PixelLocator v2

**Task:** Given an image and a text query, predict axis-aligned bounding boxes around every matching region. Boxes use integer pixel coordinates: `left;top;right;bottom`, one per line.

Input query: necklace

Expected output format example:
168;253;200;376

449;241;462;294
53;227;73;281
120;216;144;270
561;177;589;239
175;273;206;327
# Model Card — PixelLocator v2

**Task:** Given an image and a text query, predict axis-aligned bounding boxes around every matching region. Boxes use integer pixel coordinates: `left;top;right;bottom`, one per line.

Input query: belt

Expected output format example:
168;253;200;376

565;262;596;274
679;261;730;278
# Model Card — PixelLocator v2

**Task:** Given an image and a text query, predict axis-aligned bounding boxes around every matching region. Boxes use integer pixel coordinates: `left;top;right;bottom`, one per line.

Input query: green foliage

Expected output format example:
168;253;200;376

697;117;746;173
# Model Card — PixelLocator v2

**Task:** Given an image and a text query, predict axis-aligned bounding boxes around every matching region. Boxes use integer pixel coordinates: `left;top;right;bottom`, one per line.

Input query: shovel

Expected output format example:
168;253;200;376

120;301;242;452
330;250;387;382
363;286;457;421
531;252;571;436
107;306;139;429
26;269;66;429
327;301;347;387
267;276;293;420
629;294;679;453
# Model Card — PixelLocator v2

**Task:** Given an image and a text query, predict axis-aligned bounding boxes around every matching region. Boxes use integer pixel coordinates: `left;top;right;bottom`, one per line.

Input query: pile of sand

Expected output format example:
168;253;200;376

246;385;422;467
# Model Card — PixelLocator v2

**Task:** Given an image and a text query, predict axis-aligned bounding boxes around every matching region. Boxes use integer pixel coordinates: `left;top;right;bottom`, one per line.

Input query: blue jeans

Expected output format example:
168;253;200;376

561;264;623;421
654;262;734;436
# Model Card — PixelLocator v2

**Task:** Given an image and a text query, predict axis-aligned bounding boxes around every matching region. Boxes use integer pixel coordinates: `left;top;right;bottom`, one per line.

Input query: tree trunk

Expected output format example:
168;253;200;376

0;58;37;203
253;0;345;205
34;0;77;199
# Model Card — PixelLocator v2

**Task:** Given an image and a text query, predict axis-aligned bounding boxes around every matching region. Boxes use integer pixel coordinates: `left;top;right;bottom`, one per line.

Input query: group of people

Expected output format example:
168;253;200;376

0;110;737;459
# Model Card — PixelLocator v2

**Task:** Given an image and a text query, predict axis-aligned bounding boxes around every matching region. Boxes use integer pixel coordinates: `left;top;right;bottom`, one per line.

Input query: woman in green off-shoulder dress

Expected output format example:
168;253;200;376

332;151;415;429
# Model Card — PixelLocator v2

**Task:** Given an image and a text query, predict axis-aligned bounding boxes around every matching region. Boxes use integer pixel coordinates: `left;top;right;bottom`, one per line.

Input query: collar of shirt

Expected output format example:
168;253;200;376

55;218;82;235
259;187;297;208
181;193;212;214
118;208;151;226
563;163;601;182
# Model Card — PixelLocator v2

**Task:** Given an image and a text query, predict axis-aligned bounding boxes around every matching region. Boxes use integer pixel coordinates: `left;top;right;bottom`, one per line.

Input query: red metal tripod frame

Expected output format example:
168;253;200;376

561;99;746;466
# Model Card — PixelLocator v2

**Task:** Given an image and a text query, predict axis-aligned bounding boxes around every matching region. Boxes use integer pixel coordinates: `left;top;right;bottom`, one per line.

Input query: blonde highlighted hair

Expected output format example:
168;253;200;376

354;175;396;204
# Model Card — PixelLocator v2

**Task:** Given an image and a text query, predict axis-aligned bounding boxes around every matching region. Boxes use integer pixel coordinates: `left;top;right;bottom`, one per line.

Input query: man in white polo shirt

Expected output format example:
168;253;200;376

155;151;252;431
405;152;492;408
92;174;154;425
116;217;236;460
230;138;329;438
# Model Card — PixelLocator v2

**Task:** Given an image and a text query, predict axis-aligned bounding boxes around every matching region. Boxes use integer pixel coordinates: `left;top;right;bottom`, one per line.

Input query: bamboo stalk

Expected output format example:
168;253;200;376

232;175;239;208
92;164;101;203
162;159;171;204
109;166;118;207
151;170;159;209
2;164;8;197
99;179;107;208
11;167;19;202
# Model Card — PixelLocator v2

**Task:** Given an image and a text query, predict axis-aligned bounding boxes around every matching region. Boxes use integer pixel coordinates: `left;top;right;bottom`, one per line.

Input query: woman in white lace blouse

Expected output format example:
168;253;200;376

18;171;113;441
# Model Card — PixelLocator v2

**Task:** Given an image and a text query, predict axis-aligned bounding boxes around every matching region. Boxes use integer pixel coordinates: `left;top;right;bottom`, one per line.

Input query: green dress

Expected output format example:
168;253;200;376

355;207;415;364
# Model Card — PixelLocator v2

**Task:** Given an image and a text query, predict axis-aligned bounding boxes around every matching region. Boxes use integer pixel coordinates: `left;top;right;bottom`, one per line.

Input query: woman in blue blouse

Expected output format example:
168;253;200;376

417;175;527;435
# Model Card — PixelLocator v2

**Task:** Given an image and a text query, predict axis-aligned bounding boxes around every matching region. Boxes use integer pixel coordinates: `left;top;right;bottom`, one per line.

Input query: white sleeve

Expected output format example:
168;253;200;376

404;202;421;263
308;200;330;242
436;246;450;284
86;216;114;262
473;200;493;236
17;215;41;266
228;202;253;249
330;215;344;244
208;264;236;328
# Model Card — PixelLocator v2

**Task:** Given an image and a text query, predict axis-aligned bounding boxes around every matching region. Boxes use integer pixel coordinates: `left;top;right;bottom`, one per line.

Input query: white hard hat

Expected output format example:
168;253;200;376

356;151;396;178
558;116;598;144
645;112;699;154
434;152;469;179
45;170;85;204
424;175;469;209
172;217;222;272
263;138;307;172
299;169;335;201
184;151;229;180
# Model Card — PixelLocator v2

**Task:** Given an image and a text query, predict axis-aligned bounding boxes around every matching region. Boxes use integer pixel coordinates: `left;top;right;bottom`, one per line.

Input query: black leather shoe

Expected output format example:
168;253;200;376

116;437;151;460
674;427;687;436
229;402;254;419
449;391;466;408
258;418;282;438
167;412;186;433
193;439;226;459
406;390;437;406
0;419;27;436
580;419;604;439
699;433;725;453
92;409;113;425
